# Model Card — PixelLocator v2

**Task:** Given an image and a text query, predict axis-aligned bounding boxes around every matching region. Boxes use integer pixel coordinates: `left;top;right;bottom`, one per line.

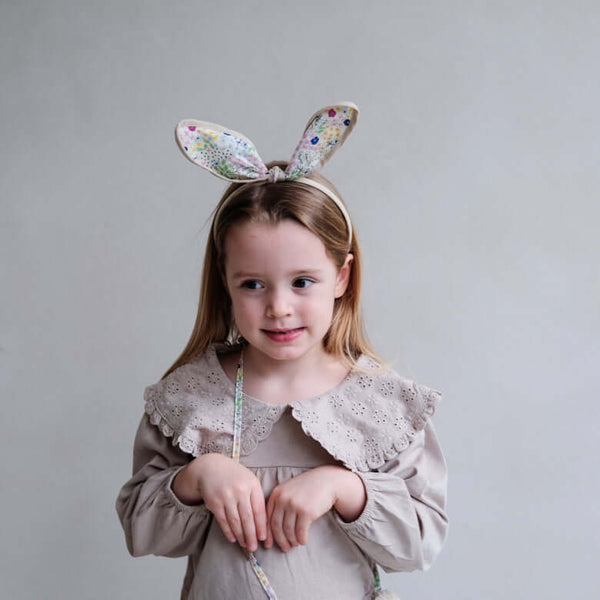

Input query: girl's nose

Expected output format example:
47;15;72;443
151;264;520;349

265;289;292;318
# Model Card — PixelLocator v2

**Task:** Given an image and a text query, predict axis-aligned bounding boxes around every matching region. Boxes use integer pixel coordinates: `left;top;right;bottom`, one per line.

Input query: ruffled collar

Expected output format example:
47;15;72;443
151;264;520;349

144;344;441;472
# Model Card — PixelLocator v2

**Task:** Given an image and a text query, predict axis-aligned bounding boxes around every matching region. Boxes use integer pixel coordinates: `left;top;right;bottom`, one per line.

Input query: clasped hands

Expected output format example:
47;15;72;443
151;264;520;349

172;454;366;553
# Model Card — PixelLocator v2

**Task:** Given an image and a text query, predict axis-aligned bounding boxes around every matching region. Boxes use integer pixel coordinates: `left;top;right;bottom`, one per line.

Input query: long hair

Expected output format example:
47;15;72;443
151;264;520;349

162;162;380;378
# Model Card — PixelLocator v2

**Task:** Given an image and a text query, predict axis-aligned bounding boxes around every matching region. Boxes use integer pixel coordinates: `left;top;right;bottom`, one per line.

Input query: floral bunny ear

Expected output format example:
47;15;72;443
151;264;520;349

285;102;359;180
175;120;269;182
174;102;359;245
174;102;359;183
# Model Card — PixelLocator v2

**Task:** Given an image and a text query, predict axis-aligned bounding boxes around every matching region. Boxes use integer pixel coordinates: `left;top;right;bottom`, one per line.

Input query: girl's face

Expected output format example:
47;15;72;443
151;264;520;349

223;219;352;366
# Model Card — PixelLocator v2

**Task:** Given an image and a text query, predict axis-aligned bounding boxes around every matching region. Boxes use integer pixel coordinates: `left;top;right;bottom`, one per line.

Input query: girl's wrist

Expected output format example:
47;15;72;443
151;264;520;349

171;457;208;505
325;466;367;522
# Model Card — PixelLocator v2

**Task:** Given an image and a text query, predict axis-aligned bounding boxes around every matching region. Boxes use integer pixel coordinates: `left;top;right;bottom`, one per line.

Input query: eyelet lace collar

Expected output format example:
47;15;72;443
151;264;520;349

144;345;441;471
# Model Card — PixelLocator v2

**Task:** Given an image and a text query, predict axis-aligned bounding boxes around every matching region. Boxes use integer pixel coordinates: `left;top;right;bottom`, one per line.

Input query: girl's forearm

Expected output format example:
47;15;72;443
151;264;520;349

327;466;367;522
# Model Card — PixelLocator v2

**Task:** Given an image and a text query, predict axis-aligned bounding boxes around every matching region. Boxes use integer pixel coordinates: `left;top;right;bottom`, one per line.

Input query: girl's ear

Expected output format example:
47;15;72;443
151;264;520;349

334;253;354;298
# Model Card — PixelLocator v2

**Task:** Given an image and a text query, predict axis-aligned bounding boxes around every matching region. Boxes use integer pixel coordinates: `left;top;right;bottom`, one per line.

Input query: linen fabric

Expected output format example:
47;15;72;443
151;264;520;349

116;345;448;600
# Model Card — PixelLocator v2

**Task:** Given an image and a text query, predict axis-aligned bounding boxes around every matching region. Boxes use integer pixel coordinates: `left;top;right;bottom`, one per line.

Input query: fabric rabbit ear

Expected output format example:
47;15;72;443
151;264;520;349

175;120;269;182
285;102;359;180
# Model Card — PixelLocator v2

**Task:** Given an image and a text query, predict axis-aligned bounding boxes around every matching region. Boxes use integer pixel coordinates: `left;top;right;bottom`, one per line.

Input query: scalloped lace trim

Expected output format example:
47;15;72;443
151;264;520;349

144;346;285;458
290;368;440;471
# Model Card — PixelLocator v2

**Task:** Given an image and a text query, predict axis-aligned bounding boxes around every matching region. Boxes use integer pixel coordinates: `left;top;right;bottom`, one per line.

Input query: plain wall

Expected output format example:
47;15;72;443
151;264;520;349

1;1;598;598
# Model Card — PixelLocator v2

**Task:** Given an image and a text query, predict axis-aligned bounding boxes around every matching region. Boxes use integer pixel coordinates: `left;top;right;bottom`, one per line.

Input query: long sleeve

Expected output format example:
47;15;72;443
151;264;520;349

335;421;448;573
115;414;212;558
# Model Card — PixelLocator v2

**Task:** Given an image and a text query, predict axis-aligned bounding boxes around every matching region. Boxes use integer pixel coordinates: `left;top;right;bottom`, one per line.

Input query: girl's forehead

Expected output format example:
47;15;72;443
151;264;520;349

224;220;334;271
226;220;323;250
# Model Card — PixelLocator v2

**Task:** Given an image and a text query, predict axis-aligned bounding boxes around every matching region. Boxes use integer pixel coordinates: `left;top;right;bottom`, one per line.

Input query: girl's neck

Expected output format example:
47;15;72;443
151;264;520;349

221;344;350;405
242;343;327;381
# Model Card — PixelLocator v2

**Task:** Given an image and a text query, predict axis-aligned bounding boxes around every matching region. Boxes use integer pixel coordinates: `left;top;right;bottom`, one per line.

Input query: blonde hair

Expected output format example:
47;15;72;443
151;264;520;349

162;162;380;379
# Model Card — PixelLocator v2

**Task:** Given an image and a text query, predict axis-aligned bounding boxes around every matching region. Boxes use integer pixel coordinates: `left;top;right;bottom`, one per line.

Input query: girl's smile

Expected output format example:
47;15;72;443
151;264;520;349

223;219;352;367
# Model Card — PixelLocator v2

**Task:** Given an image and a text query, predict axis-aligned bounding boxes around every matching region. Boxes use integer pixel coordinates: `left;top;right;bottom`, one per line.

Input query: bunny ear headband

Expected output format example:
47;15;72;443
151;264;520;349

174;102;359;245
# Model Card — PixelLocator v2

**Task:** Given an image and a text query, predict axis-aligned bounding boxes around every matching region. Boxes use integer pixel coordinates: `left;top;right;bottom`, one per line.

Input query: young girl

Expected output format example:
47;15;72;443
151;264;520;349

116;103;448;600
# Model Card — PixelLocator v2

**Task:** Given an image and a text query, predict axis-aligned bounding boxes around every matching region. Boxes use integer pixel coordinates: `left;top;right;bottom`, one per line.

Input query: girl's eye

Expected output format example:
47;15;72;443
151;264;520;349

241;280;263;290
293;278;313;289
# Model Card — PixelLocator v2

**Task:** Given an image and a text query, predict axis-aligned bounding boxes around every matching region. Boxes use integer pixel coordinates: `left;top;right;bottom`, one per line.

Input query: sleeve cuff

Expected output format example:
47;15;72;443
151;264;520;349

333;470;377;533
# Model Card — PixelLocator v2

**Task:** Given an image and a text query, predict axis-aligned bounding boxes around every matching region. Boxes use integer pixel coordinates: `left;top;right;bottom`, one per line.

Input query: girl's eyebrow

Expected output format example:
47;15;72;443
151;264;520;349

231;268;325;279
289;268;324;276
230;272;261;281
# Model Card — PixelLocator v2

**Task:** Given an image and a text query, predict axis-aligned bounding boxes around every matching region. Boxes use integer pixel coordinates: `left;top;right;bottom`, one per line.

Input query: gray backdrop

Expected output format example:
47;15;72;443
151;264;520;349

1;1;598;598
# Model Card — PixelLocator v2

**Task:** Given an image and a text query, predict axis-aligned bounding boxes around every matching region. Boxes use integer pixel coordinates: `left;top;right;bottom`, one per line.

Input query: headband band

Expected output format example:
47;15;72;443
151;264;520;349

174;102;358;246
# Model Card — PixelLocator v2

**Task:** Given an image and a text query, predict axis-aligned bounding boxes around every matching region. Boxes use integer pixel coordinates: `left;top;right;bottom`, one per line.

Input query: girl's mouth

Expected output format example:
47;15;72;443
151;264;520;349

262;327;305;342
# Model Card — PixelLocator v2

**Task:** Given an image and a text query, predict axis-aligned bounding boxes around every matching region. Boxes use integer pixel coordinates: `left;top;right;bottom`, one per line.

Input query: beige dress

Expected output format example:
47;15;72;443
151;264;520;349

116;345;448;600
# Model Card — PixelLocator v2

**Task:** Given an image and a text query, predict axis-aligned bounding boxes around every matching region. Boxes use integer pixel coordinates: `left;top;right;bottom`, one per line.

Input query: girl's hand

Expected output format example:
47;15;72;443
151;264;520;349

172;453;267;552
264;465;366;552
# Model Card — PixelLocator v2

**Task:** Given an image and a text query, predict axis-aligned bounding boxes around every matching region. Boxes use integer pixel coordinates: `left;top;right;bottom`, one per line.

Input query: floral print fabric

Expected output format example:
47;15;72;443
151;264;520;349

175;103;358;182
285;104;358;179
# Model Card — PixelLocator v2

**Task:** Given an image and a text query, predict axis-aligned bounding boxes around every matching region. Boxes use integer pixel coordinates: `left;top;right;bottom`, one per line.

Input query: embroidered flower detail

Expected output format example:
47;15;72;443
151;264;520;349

211;418;226;432
166;380;181;395
378;379;396;397
206;440;222;453
328;109;336;117
302;409;320;424
372;409;388;424
267;406;282;419
327;420;340;435
310;136;319;145
393;415;410;432
356;374;374;390
364;438;380;462
210;395;226;407
328;394;345;409
169;404;184;418
344;119;351;126
179;437;195;454
186;375;201;391
345;428;359;444
351;400;367;416
400;386;417;403
250;416;273;438
206;371;220;385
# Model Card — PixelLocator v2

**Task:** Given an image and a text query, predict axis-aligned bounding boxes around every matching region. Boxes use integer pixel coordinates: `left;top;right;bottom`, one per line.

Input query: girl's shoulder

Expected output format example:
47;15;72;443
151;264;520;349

143;343;286;458
290;357;442;471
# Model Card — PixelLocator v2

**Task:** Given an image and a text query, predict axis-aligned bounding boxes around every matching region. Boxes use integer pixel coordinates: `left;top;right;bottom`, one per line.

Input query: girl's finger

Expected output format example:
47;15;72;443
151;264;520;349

264;500;274;549
264;523;274;549
213;508;236;544
238;498;257;552
282;509;299;547
269;505;290;552
250;486;267;542
295;513;312;546
224;502;245;547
